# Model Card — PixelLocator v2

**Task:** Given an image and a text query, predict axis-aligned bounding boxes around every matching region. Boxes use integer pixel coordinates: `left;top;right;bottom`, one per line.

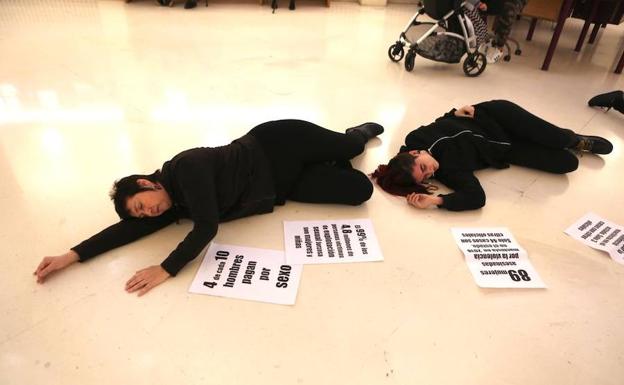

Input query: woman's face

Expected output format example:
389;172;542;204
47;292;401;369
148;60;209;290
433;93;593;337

125;180;173;218
409;150;439;183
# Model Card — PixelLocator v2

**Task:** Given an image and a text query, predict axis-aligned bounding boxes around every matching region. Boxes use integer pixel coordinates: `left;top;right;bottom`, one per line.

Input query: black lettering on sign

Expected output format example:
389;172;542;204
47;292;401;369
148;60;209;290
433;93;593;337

203;281;216;289
213;260;226;281
223;255;244;288
508;269;531;282
275;265;292;288
260;267;271;281
242;261;257;284
215;250;229;261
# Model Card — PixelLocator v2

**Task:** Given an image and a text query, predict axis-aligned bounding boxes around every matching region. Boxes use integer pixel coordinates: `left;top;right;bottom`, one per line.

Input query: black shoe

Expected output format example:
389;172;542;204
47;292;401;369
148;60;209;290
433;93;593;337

184;0;197;8
156;0;167;5
345;123;384;141
575;135;613;155
588;90;624;113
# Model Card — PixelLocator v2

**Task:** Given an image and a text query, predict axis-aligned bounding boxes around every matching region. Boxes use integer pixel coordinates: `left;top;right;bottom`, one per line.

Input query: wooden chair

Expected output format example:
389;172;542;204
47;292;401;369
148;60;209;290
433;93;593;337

574;0;623;52
522;0;575;70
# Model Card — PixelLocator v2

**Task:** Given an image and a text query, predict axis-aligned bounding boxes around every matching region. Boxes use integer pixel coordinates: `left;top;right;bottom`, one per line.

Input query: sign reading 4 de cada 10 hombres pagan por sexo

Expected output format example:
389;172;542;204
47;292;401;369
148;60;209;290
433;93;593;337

189;243;303;305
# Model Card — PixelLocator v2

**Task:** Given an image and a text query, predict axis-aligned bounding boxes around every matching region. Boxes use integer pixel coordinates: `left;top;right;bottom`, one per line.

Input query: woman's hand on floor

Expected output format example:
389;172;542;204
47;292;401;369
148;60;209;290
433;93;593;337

125;265;171;296
454;105;475;118
34;251;79;283
406;193;442;209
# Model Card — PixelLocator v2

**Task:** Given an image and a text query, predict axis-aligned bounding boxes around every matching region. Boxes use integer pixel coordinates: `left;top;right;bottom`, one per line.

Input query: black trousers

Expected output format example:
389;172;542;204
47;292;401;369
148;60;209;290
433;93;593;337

478;100;579;174
248;120;373;205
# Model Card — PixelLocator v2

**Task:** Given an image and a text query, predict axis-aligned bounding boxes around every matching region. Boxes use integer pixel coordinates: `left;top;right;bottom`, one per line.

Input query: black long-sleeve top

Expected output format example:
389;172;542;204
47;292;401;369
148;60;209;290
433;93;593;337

400;101;512;211
71;134;276;276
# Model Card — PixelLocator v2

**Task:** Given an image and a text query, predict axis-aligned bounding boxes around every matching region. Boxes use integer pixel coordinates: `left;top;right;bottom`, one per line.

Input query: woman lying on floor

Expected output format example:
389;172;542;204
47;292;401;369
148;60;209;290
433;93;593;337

34;120;383;295
372;99;612;211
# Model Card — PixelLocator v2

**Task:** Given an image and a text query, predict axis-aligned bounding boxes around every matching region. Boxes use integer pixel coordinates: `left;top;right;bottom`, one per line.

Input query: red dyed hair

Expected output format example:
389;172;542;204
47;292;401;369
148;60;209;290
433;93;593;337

371;153;436;197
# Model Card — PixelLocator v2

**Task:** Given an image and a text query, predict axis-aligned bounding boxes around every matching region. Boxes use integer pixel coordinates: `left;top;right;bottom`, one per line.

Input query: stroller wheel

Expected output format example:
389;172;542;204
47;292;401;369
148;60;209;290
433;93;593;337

504;55;511;62
405;50;416;72
462;53;487;77
388;43;405;63
515;49;522;56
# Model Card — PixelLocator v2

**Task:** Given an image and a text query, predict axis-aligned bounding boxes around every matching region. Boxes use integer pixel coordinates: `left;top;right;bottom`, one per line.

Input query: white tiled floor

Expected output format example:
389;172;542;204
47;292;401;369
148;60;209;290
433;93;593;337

1;1;623;384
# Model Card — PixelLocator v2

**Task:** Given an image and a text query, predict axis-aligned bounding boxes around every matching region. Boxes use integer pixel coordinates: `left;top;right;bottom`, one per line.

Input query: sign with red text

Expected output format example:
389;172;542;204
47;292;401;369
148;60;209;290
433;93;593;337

451;227;546;288
283;219;383;264
564;212;624;265
189;243;303;305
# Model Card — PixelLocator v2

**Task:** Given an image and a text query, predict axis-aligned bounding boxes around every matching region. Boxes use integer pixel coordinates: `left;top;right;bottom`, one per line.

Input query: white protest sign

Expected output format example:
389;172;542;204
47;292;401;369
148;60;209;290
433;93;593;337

564;212;624;265
283;219;383;264
451;227;546;288
189;243;303;305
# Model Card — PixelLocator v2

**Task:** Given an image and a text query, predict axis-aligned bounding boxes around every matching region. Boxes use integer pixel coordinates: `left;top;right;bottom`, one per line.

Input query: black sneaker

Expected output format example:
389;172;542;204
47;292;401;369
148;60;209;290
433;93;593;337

588;90;624;112
345;123;384;141
575;135;613;155
184;0;197;8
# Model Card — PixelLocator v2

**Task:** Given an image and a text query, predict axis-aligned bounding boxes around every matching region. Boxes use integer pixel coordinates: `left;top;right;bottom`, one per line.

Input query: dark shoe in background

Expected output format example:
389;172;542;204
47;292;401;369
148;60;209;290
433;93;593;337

184;0;197;8
345;123;384;142
588;90;624;113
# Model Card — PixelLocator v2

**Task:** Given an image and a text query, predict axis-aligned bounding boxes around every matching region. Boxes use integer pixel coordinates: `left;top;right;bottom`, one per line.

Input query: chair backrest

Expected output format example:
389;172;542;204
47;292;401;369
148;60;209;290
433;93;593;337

423;0;457;20
522;0;565;21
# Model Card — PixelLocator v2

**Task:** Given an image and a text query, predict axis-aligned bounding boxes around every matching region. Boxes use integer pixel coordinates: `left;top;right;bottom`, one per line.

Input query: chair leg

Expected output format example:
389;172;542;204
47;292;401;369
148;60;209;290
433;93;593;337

526;18;538;41
616;49;624;74
575;0;600;52
588;23;601;44
542;0;575;71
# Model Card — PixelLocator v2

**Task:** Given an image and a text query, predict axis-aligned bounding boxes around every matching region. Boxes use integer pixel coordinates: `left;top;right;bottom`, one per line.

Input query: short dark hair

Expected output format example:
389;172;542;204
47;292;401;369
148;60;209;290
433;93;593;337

109;170;162;219
371;152;434;196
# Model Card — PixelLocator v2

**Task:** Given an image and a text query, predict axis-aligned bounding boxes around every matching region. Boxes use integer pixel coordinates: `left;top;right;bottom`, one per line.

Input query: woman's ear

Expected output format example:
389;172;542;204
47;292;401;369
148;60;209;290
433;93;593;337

136;178;153;188
408;150;420;157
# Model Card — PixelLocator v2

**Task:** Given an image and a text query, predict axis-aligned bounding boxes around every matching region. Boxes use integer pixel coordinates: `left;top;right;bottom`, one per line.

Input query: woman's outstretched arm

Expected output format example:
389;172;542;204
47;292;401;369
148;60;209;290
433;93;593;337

34;211;177;284
34;250;80;283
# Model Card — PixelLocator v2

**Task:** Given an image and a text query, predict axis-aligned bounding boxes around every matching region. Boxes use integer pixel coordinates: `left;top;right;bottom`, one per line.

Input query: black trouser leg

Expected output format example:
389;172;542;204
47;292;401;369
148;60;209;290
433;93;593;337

477;100;578;149
288;164;373;205
248;119;368;204
249;119;365;162
505;143;578;174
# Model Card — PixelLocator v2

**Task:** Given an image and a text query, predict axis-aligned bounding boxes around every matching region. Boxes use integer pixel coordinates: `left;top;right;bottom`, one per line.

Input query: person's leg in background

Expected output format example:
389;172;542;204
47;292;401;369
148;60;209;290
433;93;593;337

477;99;613;154
487;0;527;63
248;119;382;205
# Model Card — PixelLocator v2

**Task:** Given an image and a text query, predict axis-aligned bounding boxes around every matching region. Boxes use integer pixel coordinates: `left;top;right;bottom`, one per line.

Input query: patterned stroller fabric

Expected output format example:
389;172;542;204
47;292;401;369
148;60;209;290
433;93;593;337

416;35;465;64
414;7;487;64
465;7;488;46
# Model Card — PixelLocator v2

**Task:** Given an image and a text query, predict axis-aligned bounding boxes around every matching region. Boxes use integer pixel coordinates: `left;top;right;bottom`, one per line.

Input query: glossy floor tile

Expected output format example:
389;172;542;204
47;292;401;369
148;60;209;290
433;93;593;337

1;1;623;384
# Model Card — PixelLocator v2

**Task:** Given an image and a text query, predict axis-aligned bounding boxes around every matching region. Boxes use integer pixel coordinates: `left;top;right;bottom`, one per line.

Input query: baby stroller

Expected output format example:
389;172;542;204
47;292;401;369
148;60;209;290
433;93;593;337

388;0;488;77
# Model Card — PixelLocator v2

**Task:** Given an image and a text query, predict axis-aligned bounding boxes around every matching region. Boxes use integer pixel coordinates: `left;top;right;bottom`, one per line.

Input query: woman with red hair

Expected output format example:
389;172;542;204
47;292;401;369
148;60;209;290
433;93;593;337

372;100;612;211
